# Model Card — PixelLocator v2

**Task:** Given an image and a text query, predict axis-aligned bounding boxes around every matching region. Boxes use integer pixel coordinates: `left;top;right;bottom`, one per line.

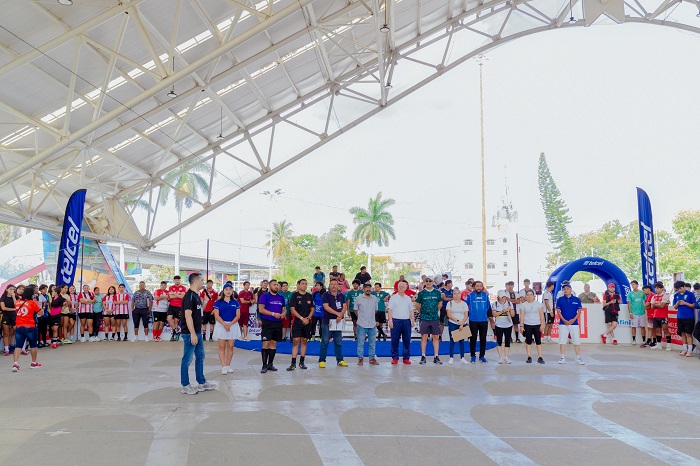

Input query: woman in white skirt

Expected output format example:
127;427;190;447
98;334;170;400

213;283;241;374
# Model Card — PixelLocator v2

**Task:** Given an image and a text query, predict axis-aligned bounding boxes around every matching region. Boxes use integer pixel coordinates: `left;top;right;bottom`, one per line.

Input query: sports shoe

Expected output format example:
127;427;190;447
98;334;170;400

448;357;454;365
197;382;215;391
686;352;693;358
612;340;618;346
558;357;566;364
666;345;673;352
369;358;379;365
20;349;28;356
144;335;151;342
640;342;647;348
170;334;176;342
110;336;115;341
181;385;198;395
576;357;585;365
131;337;138;342
419;356;427;365
515;339;522;344
479;356;488;363
260;365;268;373
402;359;411;365
222;366;229;375
357;358;363;365
650;343;659;349
11;363;19;372
632;340;637;346
526;356;532;364
116;335;121;342
392;359;399;365
504;357;511;364
80;337;86;343
30;362;42;369
680;350;688;356
470;356;476;364
51;343;58;349
600;334;607;344
286;363;296;371
299;362;308;369
337;360;348;367
498;358;504;365
433;356;442;365
3;350;8;357
209;337;214;342
266;364;278;372
319;362;326;368
537;357;545;364
460;357;469;364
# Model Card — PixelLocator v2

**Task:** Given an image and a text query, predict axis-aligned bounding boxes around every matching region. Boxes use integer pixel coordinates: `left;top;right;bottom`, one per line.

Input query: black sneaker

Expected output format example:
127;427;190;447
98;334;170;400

260;365;268;374
537;357;545;364
299;362;307;370
286;364;296;371
267;365;278;372
433;356;443;365
209;337;214;342
516;339;522;344
526;356;532;364
419;356;427;365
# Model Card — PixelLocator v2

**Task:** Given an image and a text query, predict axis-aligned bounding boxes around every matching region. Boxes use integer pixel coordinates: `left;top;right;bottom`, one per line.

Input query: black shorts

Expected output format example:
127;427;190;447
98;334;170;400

291;321;313;340
1;312;16;326
68;313;77;321
440;308;447;323
153;311;168;323
349;311;358;322
420;320;441;336
653;317;667;328
678;318;695;335
167;305;181;318
604;311;618;323
261;319;283;342
49;314;61;327
546;313;555;324
203;312;216;325
375;311;387;324
511;313;520;325
114;314;129;320
78;312;92;320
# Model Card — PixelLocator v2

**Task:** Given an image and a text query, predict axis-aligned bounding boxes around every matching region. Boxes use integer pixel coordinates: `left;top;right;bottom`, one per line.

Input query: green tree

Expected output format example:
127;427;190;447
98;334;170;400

265;220;294;276
538;153;573;261
149;264;175;283
159;159;212;273
349;192;396;274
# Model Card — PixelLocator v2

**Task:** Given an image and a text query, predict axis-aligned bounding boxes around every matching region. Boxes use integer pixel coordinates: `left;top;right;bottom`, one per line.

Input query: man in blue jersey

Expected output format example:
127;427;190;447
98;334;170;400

672;280;695;357
466;281;491;363
258;280;286;373
554;283;585;365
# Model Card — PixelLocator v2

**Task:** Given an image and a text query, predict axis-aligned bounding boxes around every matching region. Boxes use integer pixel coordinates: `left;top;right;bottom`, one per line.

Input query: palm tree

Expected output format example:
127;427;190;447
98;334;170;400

349;192;396;274
159;159;212;274
264;220;294;276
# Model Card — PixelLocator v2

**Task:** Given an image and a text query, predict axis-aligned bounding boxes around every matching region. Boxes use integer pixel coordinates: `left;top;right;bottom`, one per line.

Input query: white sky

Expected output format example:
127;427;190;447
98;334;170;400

154;23;700;281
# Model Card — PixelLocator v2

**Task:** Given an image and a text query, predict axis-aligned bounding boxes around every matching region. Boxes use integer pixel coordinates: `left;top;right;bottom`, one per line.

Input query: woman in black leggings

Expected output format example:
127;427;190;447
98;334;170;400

519;289;545;364
493;291;514;364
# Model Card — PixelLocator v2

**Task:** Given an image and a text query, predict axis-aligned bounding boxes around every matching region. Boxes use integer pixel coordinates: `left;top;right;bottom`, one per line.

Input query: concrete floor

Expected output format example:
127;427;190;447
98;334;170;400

1;340;698;466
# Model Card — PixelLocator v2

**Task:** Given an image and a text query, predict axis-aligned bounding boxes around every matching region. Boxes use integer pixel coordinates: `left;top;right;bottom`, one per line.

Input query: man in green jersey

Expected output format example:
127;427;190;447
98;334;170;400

415;277;443;365
372;283;390;341
627;280;646;346
345;280;363;340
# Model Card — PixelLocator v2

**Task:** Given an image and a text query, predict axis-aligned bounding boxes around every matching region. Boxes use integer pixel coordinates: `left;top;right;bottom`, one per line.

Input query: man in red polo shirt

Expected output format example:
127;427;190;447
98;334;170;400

200;279;219;342
649;282;672;351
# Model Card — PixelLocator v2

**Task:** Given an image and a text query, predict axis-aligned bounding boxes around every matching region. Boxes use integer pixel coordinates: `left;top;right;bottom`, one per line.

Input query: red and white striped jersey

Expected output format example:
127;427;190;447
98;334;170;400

79;292;94;313
103;295;116;314
114;293;130;315
69;293;79;312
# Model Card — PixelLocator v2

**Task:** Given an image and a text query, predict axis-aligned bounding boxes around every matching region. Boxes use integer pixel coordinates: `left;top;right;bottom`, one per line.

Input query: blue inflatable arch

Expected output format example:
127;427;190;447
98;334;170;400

548;256;631;304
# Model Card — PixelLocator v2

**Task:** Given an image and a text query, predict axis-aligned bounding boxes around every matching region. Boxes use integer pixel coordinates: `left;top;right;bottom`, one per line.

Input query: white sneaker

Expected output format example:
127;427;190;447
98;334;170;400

448;357;454;365
80;337;86;343
227;367;234;373
576;357;585;365
498;358;504;365
666;345;673;352
558;357;566;364
197;382;215;392
144;335;151;342
460;357;469;364
504;357;511;364
680;350;687;356
221;366;228;375
181;385;198;395
632;341;637;346
130;337;138;342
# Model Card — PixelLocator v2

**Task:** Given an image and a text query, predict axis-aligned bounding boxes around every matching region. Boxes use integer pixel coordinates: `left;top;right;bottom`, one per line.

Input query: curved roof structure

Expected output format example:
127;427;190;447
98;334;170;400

0;0;697;248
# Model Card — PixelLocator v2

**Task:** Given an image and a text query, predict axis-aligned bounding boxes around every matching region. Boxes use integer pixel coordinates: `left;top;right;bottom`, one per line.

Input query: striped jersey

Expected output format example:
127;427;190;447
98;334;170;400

79;292;94;313
114;293;130;315
103;295;116;314
69;293;79;312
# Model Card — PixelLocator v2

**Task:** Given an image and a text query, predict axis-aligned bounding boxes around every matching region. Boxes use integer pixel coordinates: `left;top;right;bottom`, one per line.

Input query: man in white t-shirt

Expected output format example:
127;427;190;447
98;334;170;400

387;281;415;365
542;281;555;343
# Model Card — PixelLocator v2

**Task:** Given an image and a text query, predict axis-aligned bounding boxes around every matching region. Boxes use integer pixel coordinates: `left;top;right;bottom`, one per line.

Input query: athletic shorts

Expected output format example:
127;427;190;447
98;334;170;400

78;312;92;320
167;305;181;318
261;320;283;342
153;311;168;323
15;326;38;350
282;315;291;329
419;320;441;336
678;318;695;335
604;311;618;323
558;324;580;345
511;313;520;325
238;310;250;326
349;311;358;322
68;313;77;321
375;311;387;324
440;308;447;323
646;315;655;327
546;313;555;324
114;314;129;320
1;312;16;326
203;312;216;325
291;321;313;340
49;314;61;327
630;314;647;328
653;318;667;329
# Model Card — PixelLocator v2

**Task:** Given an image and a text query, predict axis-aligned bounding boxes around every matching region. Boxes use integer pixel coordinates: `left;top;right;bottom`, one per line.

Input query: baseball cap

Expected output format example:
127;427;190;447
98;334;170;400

562;283;572;289
223;283;233;290
607;283;615;288
497;290;508;298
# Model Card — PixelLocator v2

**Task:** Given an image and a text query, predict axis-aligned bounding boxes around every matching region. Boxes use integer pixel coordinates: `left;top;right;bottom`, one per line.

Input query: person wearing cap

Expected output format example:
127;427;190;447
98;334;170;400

212;283;240;374
601;283;620;345
554;283;585;365
493;290;515;364
354;283;379;365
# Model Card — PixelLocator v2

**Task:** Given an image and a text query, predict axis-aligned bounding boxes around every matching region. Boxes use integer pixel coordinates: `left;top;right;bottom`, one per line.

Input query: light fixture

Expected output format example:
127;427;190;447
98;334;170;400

58;0;73;5
697;9;700;17
167;89;177;98
217;107;224;140
380;24;390;33
568;0;576;23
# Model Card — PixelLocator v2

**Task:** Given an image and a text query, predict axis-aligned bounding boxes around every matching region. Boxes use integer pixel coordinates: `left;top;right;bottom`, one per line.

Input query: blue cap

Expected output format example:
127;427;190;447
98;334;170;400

223;283;233;289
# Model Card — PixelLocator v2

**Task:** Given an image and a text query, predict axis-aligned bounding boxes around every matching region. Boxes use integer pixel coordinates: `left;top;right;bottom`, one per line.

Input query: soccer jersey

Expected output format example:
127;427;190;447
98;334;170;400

93;293;104;313
650;292;670;319
372;290;390;312
674;290;696;319
15;299;41;327
279;290;293;316
153;289;169;312
290;291;314;318
238;290;253;312
415;288;441;321
627;290;646;316
200;289;219;312
69;293;79;312
168;285;187;307
78;292;94;313
114;293;130;315
345;289;363;314
259;292;285;321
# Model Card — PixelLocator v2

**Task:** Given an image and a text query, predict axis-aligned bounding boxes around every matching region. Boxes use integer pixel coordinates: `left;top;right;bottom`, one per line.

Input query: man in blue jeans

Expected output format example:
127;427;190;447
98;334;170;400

354;283;379;365
319;278;348;368
180;273;215;395
387;281;416;364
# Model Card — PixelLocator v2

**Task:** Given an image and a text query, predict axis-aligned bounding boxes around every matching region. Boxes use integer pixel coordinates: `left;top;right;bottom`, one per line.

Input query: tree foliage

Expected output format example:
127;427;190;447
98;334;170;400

537;153;573;259
349;192;397;247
